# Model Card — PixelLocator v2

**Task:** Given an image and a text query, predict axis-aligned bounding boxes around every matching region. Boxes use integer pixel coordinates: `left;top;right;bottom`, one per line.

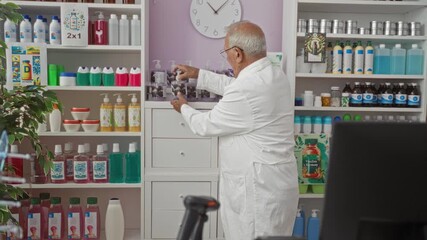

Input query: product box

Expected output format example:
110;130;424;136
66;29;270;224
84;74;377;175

294;134;330;194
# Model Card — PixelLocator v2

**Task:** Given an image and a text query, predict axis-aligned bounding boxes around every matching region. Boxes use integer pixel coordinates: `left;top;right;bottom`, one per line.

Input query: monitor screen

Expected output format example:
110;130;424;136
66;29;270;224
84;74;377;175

321;122;427;240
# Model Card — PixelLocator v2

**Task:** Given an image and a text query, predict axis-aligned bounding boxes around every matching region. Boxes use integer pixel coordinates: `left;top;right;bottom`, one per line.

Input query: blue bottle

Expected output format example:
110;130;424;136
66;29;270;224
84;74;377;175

307;209;320;240
292;208;305;237
406;44;424;75
390;44;406;75
374;44;391;74
294;116;302;135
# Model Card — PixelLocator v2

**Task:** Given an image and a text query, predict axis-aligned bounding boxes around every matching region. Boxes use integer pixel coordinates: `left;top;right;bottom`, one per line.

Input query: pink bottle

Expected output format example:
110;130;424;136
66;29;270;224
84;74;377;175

5;144;23;184
64;142;75;182
51;144;67;184
92;144;108;183
93;12;108;45
21;199;30;239
40;193;51;239
48;197;66;240
67;197;84;239
73;145;90;184
27;197;45;240
84;197;101;240
8;204;24;239
129;67;141;86
115;67;129;86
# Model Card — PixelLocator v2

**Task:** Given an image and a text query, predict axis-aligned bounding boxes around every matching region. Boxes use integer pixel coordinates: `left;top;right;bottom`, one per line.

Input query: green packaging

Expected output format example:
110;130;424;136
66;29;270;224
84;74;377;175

102;67;115;86
109;148;124;183
48;64;58;86
90;67;102;86
77;66;90;86
57;64;65;79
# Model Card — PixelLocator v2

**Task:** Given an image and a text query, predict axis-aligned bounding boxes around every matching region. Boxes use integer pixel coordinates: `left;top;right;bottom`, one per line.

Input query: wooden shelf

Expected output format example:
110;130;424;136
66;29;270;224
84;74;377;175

295;106;422;113
47;86;142;91
14;183;143;189
39;132;141;137
295;73;424;80
297;33;427;42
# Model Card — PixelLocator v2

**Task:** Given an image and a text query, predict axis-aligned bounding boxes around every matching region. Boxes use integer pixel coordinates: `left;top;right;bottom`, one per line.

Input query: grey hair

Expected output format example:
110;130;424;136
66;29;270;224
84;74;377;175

226;21;267;56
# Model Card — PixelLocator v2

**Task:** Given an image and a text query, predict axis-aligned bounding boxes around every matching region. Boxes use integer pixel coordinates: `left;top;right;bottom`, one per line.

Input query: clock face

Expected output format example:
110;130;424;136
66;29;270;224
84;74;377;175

190;0;242;39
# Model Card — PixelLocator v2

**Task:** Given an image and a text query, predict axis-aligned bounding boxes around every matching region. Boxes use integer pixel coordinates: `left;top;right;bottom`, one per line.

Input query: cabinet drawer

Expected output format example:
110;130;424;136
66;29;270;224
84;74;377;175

152;138;211;168
152;109;200;138
152;182;211;209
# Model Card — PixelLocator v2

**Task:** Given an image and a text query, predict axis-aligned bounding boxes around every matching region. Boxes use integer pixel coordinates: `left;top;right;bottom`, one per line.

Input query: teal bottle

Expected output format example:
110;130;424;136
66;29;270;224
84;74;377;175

374;44;391;74
406;44;424;75
390;44;406;75
109;143;124;183
125;143;141;183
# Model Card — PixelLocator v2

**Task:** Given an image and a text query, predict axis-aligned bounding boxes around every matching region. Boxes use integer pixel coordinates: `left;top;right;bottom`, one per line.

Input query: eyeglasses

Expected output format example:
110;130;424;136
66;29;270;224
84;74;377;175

220;46;243;58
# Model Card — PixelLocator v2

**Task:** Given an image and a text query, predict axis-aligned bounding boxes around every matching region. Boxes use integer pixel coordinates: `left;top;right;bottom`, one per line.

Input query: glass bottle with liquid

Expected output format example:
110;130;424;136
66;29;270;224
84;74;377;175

350;82;363;107
67;198;84;239
84;197;101;240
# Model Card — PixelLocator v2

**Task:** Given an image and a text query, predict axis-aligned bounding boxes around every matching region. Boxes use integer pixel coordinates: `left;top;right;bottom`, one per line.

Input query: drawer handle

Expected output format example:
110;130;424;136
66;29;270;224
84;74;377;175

180;151;185;156
179;122;185;127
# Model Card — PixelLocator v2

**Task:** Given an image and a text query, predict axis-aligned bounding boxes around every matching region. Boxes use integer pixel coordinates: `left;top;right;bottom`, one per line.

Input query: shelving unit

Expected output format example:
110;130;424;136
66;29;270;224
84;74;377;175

46;45;141;53
39;132;141;137
47;86;141;91
297;32;427;42
16;183;143;189
295;106;423;113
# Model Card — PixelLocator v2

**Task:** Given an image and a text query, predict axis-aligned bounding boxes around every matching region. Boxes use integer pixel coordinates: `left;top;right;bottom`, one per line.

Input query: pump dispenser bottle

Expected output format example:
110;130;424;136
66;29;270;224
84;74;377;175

307;209;320;240
113;94;126;132
152;60;166;85
128;94;141;132
100;93;113;132
292;208;305;237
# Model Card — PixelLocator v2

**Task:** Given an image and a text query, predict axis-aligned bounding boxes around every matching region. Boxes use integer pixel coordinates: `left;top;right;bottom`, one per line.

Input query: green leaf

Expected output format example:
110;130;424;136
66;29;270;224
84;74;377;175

7;134;14;145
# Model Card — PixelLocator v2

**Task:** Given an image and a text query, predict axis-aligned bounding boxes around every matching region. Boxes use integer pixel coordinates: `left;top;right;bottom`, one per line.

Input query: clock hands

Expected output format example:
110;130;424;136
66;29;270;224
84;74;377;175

207;2;218;14
215;0;230;14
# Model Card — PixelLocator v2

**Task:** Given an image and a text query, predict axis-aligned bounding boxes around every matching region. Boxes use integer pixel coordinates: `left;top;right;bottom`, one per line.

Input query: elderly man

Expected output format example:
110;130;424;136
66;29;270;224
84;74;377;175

171;21;298;239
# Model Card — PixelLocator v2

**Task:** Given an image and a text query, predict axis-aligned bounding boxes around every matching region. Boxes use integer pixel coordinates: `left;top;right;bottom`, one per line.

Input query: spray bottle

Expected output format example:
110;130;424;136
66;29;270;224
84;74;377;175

307;209;320;240
100;93;113;132
128;94;141;132
93;12;108;45
113;94;126;132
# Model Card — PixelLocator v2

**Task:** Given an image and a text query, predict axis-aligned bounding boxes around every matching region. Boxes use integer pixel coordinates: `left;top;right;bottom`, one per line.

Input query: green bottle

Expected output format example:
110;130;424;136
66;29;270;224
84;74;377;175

48;64;58;86
109;143;124;183
102;67;115;86
90;67;102;86
77;66;90;86
125;143;141;183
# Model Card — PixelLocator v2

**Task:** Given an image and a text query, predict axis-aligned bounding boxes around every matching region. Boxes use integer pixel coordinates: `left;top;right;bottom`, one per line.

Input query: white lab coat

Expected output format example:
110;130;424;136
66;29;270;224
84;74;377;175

180;57;299;240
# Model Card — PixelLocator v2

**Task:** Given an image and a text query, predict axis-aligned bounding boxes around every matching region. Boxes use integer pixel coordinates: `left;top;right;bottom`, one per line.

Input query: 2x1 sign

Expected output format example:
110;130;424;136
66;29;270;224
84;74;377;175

61;5;88;46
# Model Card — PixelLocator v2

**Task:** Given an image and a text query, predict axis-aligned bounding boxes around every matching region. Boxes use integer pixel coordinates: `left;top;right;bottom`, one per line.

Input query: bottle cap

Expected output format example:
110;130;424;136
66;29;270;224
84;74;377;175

52;16;59;21
102;67;114;74
395;44;401;48
110;14;117;19
69;197;80;205
321;93;331;97
323;116;332;124
39;193;50;200
132;14;139;20
121;14;127;20
84;143;90;153
130;67;141;74
376;115;383;121
334;116;341;122
129;143;136;153
314;116;322;124
10;145;18;153
101;93;110;103
87;197;98;205
96;144;104;154
304;90;313;95
65;142;73;152
296;209;302;218
343;114;352;121
364;115;372;121
331;86;340;91
294;116;301;124
54;144;62;154
114;94;123;103
77;66;90;73
153;60;161;70
353;115;362;121
103;143;109;152
90;67;101;73
113;143;120;153
311;209;319;218
412;44;418;49
60;72;77;77
51;197;61;204
23;14;30;20
115;67;128;74
379;44;385;48
77;144;85;154
31;198;41;205
129;93;138;103
303;116;312;124
36;15;43;20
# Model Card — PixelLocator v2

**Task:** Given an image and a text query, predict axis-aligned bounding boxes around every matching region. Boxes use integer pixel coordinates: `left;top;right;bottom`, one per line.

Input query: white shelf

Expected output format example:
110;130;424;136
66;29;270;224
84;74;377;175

295;73;424;80
47;45;141;53
145;101;218;109
14;183;143;189
295;106;422;113
39;132;141;137
47;86;141;91
299;194;325;199
297;33;427;42
298;0;427;14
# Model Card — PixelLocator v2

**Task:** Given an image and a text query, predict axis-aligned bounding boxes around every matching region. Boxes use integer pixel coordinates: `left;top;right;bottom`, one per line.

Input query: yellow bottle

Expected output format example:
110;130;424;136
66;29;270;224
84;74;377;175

128;94;141;132
100;93;113;132
113;93;127;132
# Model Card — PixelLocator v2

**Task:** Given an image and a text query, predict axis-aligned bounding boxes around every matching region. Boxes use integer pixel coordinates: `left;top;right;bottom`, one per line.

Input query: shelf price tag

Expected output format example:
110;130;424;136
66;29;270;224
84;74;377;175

61;5;88;46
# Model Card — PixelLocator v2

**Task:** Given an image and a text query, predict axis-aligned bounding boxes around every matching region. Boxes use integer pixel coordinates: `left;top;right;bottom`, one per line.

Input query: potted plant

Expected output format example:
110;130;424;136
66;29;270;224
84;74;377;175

0;1;61;227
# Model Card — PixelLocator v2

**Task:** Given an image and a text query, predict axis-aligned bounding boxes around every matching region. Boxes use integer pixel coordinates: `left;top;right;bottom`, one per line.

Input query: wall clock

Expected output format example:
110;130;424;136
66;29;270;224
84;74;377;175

190;0;242;39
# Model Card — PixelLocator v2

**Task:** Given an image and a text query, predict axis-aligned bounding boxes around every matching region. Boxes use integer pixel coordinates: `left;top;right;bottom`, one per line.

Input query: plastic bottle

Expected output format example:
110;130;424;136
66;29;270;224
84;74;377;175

343;41;353;74
302;139;321;179
128;94;141;132
92;144;108;183
408;83;421;108
313;116;322;134
84;197;101;240
119;14;129;46
115;67;129;86
40;192;51;237
64;142;75;181
152;60;167;85
362;82;374;107
49;104;61;132
326;42;333;73
113;94;127;131
108;14;119;45
129;67;141;86
100;93;114;132
4;18;17;43
406;44;424;75
130;14;141;46
51;144;67;183
21;199;30;239
49;16;61;45
323;116;332;135
73;145;90;183
292;208;305;237
307;209;320;240
33;15;45;43
296;48;311;73
371;83;378;106
105;198;125;240
67;197;84;239
20;15;32;43
302;116;312;134
90;67;102;86
332;41;343;74
364;41;374;74
8;203;24;239
43;18;49;43
390;44;406;75
93;12;108;45
354;41;364;74
109;143;124;183
294;116;302;135
125;143;141;183
5;144;23;183
102;67;115;86
374;44;391;74
381;83;394;107
394;82;407;107
27;197;44;240
377;83;385;104
48;197;66;240
350;82;363;107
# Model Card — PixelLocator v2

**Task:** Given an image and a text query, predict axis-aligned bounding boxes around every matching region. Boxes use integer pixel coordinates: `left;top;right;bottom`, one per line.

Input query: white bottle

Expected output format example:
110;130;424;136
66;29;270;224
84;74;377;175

130;14;140;46
4;18;17;43
49;16;61;45
296;48;311;73
303;90;314;107
354;41;364;74
332;41;343;74
109;14;119;45
20;15;32;43
119;14;129;46
105;198;125;240
33;15;45;43
49;104;61;132
343;41;353;74
364;41;374;74
43;18;49;43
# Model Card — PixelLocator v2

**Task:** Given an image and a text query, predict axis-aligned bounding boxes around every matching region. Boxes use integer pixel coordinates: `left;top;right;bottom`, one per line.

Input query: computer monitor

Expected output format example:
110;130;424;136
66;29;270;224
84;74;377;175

321;122;427;240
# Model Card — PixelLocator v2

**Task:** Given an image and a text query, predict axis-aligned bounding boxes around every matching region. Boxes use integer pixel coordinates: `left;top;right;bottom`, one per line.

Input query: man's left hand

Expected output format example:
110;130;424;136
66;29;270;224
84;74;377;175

170;92;188;113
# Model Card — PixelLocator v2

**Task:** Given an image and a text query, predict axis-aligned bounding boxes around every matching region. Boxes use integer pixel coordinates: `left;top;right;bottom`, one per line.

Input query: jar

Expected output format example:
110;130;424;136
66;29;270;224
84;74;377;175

321;93;331;107
59;72;77;86
303;91;314;107
314;96;322;107
330;86;341;107
341;92;350;107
